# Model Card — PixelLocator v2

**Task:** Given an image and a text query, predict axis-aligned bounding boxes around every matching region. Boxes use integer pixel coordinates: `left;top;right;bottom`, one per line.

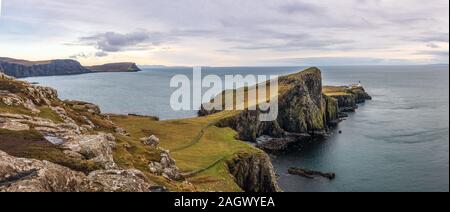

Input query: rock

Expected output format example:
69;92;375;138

0;150;156;192
140;135;160;147
0;120;30;131
61;134;117;170
62;150;86;160
149;186;169;192
0;150;86;192
256;134;310;154
148;151;182;181
227;152;281;192
0;72;15;80
84;169;154;192
288;167;336;180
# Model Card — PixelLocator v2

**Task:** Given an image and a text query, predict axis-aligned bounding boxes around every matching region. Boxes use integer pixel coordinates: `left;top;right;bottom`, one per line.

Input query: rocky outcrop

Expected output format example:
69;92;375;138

288;167;336;180
0;72;178;192
0;150;86;192
203;68;337;142
0;150;155;192
227;151;281;192
0;57;90;78
148;149;182;181
140;135;160;147
200;67;371;154
86;62;141;73
323;86;372;113
61;133;117;170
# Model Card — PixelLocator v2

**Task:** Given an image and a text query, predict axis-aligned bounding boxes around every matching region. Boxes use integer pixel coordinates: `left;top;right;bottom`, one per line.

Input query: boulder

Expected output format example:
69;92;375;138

61;133;117;170
84;169;154;192
0;150;86;192
140;135;160;147
148;150;182;181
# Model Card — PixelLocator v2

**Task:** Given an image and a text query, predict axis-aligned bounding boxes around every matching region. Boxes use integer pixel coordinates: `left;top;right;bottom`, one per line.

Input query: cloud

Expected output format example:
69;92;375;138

426;43;440;49
80;31;153;53
278;1;324;15
69;52;90;59
1;0;449;65
266;56;420;66
410;33;450;43
95;51;108;57
415;50;449;57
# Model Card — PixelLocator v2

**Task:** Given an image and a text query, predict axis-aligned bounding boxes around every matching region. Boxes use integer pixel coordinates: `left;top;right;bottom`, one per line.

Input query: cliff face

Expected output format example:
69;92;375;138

205;68;338;142
200;67;372;154
227;151;281;192
0;58;91;78
87;62;141;73
323;86;372;112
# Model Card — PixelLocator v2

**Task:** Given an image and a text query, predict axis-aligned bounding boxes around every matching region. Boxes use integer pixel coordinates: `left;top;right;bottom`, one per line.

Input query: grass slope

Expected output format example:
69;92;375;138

110;111;260;192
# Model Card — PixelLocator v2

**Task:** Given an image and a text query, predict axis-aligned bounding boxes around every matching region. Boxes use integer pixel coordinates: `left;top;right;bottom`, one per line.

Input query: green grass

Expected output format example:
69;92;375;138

37;106;64;123
110;111;259;192
323;86;353;97
0;102;34;115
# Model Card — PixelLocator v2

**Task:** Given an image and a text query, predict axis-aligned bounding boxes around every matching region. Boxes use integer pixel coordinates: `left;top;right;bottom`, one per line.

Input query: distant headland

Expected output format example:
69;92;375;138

0;57;141;78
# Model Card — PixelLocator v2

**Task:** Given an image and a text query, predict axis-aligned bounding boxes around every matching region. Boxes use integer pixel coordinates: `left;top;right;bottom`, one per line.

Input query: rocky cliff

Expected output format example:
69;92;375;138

0;57;142;78
200;67;371;153
201;68;337;142
86;62;142;73
0;57;91;78
0;72;178;192
227;151;281;192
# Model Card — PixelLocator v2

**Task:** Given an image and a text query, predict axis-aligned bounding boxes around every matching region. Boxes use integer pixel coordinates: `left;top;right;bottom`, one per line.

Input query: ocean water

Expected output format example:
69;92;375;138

24;65;449;192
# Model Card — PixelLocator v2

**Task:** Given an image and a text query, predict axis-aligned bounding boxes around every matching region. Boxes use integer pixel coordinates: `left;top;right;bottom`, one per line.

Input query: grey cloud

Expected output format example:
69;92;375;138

229;30;354;52
69;52;90;59
412;33;450;43
278;1;325;15
426;43;440;49
266;57;418;66
415;50;449;58
80;31;152;53
95;51;108;57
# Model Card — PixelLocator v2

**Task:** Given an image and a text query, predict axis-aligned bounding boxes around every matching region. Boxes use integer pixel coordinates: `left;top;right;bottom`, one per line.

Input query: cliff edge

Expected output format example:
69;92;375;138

0;57;91;78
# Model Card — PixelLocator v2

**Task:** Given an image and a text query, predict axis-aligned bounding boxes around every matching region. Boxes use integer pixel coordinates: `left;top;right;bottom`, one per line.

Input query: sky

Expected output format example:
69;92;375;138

0;0;448;66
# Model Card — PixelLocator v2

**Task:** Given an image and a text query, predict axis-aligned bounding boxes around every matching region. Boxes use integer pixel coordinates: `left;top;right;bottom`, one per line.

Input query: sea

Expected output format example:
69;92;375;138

24;65;449;192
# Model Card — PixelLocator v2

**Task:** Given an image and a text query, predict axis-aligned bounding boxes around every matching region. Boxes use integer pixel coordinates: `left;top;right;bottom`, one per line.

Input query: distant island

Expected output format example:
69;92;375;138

86;62;141;73
0;57;141;78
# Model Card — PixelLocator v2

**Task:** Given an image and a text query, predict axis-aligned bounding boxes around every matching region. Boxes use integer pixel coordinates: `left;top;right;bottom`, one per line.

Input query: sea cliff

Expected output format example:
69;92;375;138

0;57;142;78
199;67;372;153
0;58;90;78
0;67;371;192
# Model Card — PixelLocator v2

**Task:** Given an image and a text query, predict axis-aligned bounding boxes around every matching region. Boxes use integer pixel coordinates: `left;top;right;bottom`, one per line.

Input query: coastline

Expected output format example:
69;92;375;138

0;67;373;192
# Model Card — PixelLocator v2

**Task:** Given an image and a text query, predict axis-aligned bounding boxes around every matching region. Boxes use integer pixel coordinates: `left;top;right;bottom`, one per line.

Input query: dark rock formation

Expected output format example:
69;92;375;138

288;167;336;180
0;57;90;78
227;151;281;192
86;62;141;73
